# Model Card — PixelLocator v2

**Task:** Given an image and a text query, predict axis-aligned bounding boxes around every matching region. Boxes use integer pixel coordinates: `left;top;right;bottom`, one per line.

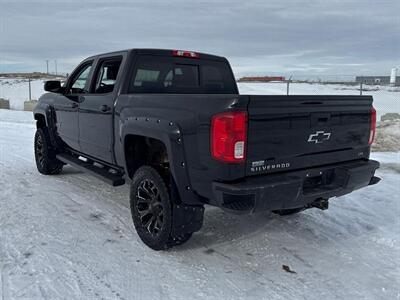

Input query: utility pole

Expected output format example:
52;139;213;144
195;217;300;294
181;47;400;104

28;78;31;101
286;75;293;95
55;60;58;75
287;80;290;95
46;60;49;74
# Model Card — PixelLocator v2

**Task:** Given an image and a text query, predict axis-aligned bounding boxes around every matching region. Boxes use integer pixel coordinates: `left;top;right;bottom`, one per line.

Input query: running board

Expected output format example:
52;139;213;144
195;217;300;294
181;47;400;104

56;153;125;186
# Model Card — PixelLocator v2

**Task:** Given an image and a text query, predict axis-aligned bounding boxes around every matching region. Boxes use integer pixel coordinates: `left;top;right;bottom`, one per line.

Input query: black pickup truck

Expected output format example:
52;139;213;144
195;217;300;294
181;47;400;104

33;49;380;250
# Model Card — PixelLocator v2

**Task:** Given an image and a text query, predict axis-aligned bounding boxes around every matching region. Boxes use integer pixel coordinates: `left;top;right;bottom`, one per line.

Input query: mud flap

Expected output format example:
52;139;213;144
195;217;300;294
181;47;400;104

369;176;381;185
171;204;204;237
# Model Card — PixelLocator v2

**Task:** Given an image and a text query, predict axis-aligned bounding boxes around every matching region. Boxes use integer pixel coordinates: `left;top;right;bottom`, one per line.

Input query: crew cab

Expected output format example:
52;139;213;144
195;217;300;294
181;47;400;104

33;49;380;250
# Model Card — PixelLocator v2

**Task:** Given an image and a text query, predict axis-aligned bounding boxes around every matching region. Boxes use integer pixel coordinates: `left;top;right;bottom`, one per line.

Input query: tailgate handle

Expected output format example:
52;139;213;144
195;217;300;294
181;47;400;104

311;113;331;126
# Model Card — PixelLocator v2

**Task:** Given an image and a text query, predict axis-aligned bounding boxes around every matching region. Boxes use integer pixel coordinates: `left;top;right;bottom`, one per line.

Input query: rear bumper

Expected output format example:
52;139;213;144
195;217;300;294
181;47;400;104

212;159;380;213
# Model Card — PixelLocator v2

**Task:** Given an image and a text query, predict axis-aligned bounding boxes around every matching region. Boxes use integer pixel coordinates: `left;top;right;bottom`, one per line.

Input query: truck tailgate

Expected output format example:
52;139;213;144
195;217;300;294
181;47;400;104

244;95;373;176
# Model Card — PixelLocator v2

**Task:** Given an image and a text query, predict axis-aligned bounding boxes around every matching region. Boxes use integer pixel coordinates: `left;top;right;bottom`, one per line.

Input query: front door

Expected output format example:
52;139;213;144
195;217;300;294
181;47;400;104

54;62;93;151
78;56;123;163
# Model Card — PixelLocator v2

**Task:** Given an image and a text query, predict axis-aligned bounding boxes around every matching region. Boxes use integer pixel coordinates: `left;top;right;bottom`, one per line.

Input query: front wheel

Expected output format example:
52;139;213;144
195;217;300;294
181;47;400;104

130;166;194;250
34;128;63;175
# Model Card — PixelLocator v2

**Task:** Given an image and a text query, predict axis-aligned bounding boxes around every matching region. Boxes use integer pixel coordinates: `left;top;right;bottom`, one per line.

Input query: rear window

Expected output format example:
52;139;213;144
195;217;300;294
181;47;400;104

129;55;237;94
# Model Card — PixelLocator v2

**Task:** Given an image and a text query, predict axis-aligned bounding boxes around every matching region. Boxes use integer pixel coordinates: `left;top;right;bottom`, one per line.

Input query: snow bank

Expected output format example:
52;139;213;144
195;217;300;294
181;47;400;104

0;109;399;299
372;120;400;152
0;78;44;110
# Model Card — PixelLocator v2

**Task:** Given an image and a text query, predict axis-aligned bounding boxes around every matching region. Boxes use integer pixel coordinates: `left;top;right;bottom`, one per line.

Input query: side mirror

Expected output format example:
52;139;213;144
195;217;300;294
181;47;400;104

44;80;62;92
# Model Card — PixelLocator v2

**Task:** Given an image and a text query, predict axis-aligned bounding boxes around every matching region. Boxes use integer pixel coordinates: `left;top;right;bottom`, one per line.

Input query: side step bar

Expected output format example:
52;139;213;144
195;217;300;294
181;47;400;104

56;153;125;186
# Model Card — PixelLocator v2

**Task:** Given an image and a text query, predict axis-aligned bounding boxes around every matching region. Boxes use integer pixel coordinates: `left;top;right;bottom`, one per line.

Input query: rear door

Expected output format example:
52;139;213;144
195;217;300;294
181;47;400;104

78;54;125;163
244;95;373;176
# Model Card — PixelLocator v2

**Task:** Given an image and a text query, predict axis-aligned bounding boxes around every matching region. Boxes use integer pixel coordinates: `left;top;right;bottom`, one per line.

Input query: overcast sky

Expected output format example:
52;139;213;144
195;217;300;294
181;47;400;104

1;0;399;77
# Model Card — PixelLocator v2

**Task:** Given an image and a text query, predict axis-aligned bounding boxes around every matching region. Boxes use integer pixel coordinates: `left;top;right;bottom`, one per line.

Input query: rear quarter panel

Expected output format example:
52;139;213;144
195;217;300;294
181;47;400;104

114;94;248;202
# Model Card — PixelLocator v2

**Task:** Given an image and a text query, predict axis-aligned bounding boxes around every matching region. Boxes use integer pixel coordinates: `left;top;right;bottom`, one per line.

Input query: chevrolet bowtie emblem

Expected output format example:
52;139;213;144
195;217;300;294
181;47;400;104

308;131;331;144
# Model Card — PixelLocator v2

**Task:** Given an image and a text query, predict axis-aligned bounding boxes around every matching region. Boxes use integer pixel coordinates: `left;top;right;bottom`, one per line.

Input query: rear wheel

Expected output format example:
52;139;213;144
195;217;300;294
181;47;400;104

130;166;194;250
34;128;63;175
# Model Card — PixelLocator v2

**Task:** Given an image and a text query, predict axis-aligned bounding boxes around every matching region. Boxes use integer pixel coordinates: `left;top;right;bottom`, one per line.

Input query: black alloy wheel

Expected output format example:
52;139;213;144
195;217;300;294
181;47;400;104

130;166;195;250
34;128;63;175
136;178;164;236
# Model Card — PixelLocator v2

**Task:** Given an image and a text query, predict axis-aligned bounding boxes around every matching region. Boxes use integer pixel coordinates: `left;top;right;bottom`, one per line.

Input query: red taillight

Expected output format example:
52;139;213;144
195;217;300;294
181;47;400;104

211;111;247;163
172;50;199;58
368;106;376;145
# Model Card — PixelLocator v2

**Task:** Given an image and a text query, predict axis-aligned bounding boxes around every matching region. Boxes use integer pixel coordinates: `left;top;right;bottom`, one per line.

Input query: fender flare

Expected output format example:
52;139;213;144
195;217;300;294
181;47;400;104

33;104;49;127
33;104;58;147
121;116;199;205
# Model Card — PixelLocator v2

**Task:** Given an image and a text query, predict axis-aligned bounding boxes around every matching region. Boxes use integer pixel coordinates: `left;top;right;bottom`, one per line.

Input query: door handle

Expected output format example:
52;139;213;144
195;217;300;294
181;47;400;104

71;102;78;108
100;104;111;112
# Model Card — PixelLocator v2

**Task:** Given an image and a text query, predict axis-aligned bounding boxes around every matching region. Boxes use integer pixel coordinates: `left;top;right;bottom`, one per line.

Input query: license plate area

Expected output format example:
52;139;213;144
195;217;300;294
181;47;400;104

302;169;336;194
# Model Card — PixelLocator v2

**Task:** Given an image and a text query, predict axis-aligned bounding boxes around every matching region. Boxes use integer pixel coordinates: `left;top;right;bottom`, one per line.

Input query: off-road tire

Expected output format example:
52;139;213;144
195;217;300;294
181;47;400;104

130;166;193;250
34;127;63;175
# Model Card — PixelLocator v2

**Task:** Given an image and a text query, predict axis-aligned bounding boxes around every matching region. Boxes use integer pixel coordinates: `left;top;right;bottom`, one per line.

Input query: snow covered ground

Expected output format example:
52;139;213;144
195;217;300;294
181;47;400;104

0;79;44;110
0;109;399;300
0;78;399;120
373;120;400;152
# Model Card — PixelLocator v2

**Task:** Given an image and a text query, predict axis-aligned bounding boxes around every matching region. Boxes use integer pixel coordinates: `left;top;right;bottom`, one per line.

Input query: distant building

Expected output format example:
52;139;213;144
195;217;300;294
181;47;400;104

238;76;285;82
355;76;400;85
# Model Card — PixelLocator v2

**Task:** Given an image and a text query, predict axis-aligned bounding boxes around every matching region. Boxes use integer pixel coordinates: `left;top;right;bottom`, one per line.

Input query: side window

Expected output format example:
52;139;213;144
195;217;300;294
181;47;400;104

93;58;122;94
70;63;92;93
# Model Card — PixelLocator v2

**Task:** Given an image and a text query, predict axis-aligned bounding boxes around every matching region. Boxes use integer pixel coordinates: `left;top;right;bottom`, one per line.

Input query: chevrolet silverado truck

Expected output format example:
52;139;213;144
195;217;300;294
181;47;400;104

33;49;380;250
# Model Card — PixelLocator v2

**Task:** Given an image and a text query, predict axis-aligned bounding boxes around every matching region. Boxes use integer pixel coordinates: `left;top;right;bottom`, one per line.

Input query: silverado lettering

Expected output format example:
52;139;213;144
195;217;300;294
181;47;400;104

251;162;291;173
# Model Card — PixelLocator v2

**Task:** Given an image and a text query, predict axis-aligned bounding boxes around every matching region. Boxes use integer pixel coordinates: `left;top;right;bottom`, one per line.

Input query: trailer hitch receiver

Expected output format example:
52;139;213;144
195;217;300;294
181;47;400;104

309;198;329;210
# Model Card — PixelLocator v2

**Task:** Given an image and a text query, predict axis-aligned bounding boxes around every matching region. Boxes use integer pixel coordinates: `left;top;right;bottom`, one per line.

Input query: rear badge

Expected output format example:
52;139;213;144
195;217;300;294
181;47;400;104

251;160;290;173
308;131;331;144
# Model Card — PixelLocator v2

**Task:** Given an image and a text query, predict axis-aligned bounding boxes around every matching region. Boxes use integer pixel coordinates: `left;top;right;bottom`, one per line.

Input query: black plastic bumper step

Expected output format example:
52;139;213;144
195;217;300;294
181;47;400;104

56;153;125;186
